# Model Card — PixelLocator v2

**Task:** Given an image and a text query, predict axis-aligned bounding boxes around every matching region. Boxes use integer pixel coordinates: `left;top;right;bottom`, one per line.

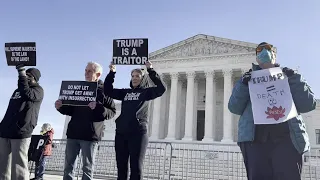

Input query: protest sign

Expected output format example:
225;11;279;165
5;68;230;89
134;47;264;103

5;42;36;66
248;67;298;124
112;38;148;65
58;81;98;106
28;135;49;162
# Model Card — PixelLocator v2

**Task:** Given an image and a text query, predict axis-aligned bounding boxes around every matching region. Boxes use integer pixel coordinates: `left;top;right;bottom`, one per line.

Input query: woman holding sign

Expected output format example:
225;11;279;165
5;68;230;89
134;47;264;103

228;42;316;180
104;60;166;180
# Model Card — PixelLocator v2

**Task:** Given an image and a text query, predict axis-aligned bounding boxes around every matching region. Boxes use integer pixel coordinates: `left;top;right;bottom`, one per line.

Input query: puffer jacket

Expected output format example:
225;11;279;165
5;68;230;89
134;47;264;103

43;129;54;156
228;63;316;154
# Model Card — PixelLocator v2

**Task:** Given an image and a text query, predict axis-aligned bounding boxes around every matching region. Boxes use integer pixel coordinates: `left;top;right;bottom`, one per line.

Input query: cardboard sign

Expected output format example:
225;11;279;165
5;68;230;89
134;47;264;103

28;135;49;162
5;42;36;66
112;38;148;65
248;67;298;124
58;81;98;106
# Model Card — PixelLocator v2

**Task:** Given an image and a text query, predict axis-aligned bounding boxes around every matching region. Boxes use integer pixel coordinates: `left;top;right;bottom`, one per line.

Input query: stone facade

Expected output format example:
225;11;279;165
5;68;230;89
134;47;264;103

62;34;320;148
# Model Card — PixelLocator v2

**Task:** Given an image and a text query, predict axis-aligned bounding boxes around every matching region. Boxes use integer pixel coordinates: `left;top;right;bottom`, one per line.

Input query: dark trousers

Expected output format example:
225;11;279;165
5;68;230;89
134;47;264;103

115;132;148;180
34;155;48;179
239;137;303;180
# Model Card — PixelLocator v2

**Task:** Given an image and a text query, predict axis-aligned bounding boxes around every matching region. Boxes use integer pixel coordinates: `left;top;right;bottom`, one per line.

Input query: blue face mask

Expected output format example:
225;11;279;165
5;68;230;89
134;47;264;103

257;48;273;64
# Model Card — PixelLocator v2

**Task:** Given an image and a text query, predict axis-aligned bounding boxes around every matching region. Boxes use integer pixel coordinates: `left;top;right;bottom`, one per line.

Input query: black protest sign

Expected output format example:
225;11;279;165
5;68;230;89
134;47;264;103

28;135;49;162
58;81;98;106
5;42;36;66
113;38;148;65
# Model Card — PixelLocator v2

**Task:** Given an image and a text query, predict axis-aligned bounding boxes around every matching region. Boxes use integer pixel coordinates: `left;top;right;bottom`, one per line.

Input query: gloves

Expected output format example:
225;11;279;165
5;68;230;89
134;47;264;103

282;67;295;77
16;64;26;76
242;69;252;85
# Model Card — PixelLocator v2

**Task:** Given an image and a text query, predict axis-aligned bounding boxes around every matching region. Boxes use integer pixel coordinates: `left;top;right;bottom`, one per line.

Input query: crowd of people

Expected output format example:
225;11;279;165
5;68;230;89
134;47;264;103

0;42;316;180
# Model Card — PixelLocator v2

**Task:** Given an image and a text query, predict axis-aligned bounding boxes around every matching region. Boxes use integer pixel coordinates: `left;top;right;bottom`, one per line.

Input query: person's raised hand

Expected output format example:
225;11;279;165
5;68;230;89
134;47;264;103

145;60;152;69
55;100;63;109
109;62;116;72
88;102;96;110
242;69;252;85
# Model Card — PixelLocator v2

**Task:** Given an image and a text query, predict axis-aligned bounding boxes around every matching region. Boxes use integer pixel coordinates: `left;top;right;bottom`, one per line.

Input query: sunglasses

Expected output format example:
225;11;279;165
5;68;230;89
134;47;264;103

256;44;274;53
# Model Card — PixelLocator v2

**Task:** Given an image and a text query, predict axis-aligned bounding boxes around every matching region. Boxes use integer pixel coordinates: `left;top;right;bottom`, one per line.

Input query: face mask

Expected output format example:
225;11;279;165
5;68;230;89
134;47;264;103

257;48;273;64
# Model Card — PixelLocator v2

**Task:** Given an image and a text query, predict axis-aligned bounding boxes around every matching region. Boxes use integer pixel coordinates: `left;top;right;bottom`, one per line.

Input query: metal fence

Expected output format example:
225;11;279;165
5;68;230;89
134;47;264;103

28;139;320;180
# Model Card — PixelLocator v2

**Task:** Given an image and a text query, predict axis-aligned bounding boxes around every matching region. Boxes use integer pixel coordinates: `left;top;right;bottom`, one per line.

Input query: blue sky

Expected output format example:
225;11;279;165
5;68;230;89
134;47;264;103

0;0;319;138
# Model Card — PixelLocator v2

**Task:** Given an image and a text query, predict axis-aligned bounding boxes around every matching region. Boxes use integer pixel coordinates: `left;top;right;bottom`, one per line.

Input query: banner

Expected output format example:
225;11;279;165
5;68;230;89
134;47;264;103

112;38;148;65
28;135;49;162
5;42;36;66
248;67;298;124
58;81;98;106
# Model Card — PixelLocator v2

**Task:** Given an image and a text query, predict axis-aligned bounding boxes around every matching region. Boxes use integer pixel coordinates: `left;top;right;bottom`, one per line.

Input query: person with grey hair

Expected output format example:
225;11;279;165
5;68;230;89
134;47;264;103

104;60;166;180
55;62;116;180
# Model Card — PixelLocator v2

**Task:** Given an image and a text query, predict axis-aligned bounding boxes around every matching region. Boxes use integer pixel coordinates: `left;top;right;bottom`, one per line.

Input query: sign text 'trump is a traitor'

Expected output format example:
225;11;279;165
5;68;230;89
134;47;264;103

112;38;148;65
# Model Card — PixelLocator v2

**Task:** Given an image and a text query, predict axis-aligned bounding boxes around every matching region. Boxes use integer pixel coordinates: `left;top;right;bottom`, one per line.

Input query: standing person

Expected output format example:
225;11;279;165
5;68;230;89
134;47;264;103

104;60;166;180
0;65;44;180
31;123;54;180
55;62;116;180
228;42;316;180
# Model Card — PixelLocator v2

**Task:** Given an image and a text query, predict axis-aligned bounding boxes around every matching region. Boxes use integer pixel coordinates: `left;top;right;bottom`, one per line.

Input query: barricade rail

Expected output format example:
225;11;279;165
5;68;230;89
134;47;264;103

28;139;320;180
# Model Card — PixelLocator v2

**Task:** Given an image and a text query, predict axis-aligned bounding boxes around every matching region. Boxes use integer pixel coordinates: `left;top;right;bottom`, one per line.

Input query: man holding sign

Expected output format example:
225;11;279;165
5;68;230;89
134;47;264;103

228;42;316;180
55;62;116;180
0;64;43;180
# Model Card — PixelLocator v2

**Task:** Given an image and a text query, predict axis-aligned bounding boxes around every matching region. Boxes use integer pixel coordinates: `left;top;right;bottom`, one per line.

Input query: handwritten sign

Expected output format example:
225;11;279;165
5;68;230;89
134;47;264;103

58;81;98;106
248;67;298;124
5;42;36;66
112;38;148;65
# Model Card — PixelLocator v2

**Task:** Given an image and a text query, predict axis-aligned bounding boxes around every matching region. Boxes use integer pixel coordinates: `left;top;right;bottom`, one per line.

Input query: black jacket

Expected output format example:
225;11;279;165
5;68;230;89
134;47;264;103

58;80;116;141
104;68;166;134
0;75;44;139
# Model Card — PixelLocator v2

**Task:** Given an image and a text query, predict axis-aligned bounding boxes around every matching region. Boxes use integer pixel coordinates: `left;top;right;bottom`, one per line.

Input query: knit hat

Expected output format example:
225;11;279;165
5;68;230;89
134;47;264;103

26;68;41;82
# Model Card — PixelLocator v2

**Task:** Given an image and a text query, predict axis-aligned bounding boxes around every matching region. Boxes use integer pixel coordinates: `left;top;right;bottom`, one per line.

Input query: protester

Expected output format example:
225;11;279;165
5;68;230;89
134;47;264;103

55;62;116;180
228;42;316;180
104;60;166;180
0;65;44;180
31;123;54;180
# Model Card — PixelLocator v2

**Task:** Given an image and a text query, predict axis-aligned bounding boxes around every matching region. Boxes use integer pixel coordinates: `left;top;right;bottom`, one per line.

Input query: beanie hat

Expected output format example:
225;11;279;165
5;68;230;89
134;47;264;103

26;68;41;82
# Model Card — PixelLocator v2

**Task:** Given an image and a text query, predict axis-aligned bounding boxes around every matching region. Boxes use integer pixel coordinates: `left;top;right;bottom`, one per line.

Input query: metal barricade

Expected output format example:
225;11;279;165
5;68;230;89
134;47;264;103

29;139;320;179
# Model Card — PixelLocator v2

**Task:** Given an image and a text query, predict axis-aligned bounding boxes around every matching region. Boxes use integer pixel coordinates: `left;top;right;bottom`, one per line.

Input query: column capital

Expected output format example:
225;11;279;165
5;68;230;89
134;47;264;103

222;69;233;77
186;71;196;78
204;70;215;78
169;72;180;79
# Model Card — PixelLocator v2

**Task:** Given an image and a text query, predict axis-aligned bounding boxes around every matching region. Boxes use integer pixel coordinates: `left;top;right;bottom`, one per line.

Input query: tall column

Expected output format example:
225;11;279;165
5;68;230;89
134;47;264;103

221;69;234;143
182;71;196;141
150;96;162;140
202;70;216;142
166;72;179;140
150;74;164;140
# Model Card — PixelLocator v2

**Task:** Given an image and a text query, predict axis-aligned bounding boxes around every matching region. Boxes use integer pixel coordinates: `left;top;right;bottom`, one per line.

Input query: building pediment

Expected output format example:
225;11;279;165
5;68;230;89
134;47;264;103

149;34;259;60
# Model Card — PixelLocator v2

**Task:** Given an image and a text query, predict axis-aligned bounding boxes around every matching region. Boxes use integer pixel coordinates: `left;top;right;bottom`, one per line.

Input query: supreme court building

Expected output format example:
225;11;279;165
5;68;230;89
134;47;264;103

63;34;320;147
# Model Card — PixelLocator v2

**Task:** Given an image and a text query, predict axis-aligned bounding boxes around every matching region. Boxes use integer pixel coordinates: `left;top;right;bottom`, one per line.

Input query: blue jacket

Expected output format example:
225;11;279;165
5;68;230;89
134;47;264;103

228;63;316;154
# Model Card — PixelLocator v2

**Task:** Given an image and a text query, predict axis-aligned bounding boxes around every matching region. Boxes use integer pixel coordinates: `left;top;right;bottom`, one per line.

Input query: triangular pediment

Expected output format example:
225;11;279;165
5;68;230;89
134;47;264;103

149;34;259;60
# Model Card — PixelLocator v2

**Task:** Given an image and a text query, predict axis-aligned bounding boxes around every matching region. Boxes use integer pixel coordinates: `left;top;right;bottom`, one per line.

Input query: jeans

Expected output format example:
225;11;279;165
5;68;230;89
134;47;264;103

239;137;303;180
34;155;48;179
0;137;31;180
115;132;148;180
63;139;98;180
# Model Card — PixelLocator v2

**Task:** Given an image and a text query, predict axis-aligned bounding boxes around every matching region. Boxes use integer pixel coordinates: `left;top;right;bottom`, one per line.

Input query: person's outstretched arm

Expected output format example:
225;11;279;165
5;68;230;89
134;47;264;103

16;65;44;102
143;67;166;100
284;67;316;113
103;63;128;100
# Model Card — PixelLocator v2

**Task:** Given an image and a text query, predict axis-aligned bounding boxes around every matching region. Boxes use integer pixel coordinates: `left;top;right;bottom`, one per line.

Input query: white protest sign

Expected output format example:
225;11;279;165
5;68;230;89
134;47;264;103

248;67;298;124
